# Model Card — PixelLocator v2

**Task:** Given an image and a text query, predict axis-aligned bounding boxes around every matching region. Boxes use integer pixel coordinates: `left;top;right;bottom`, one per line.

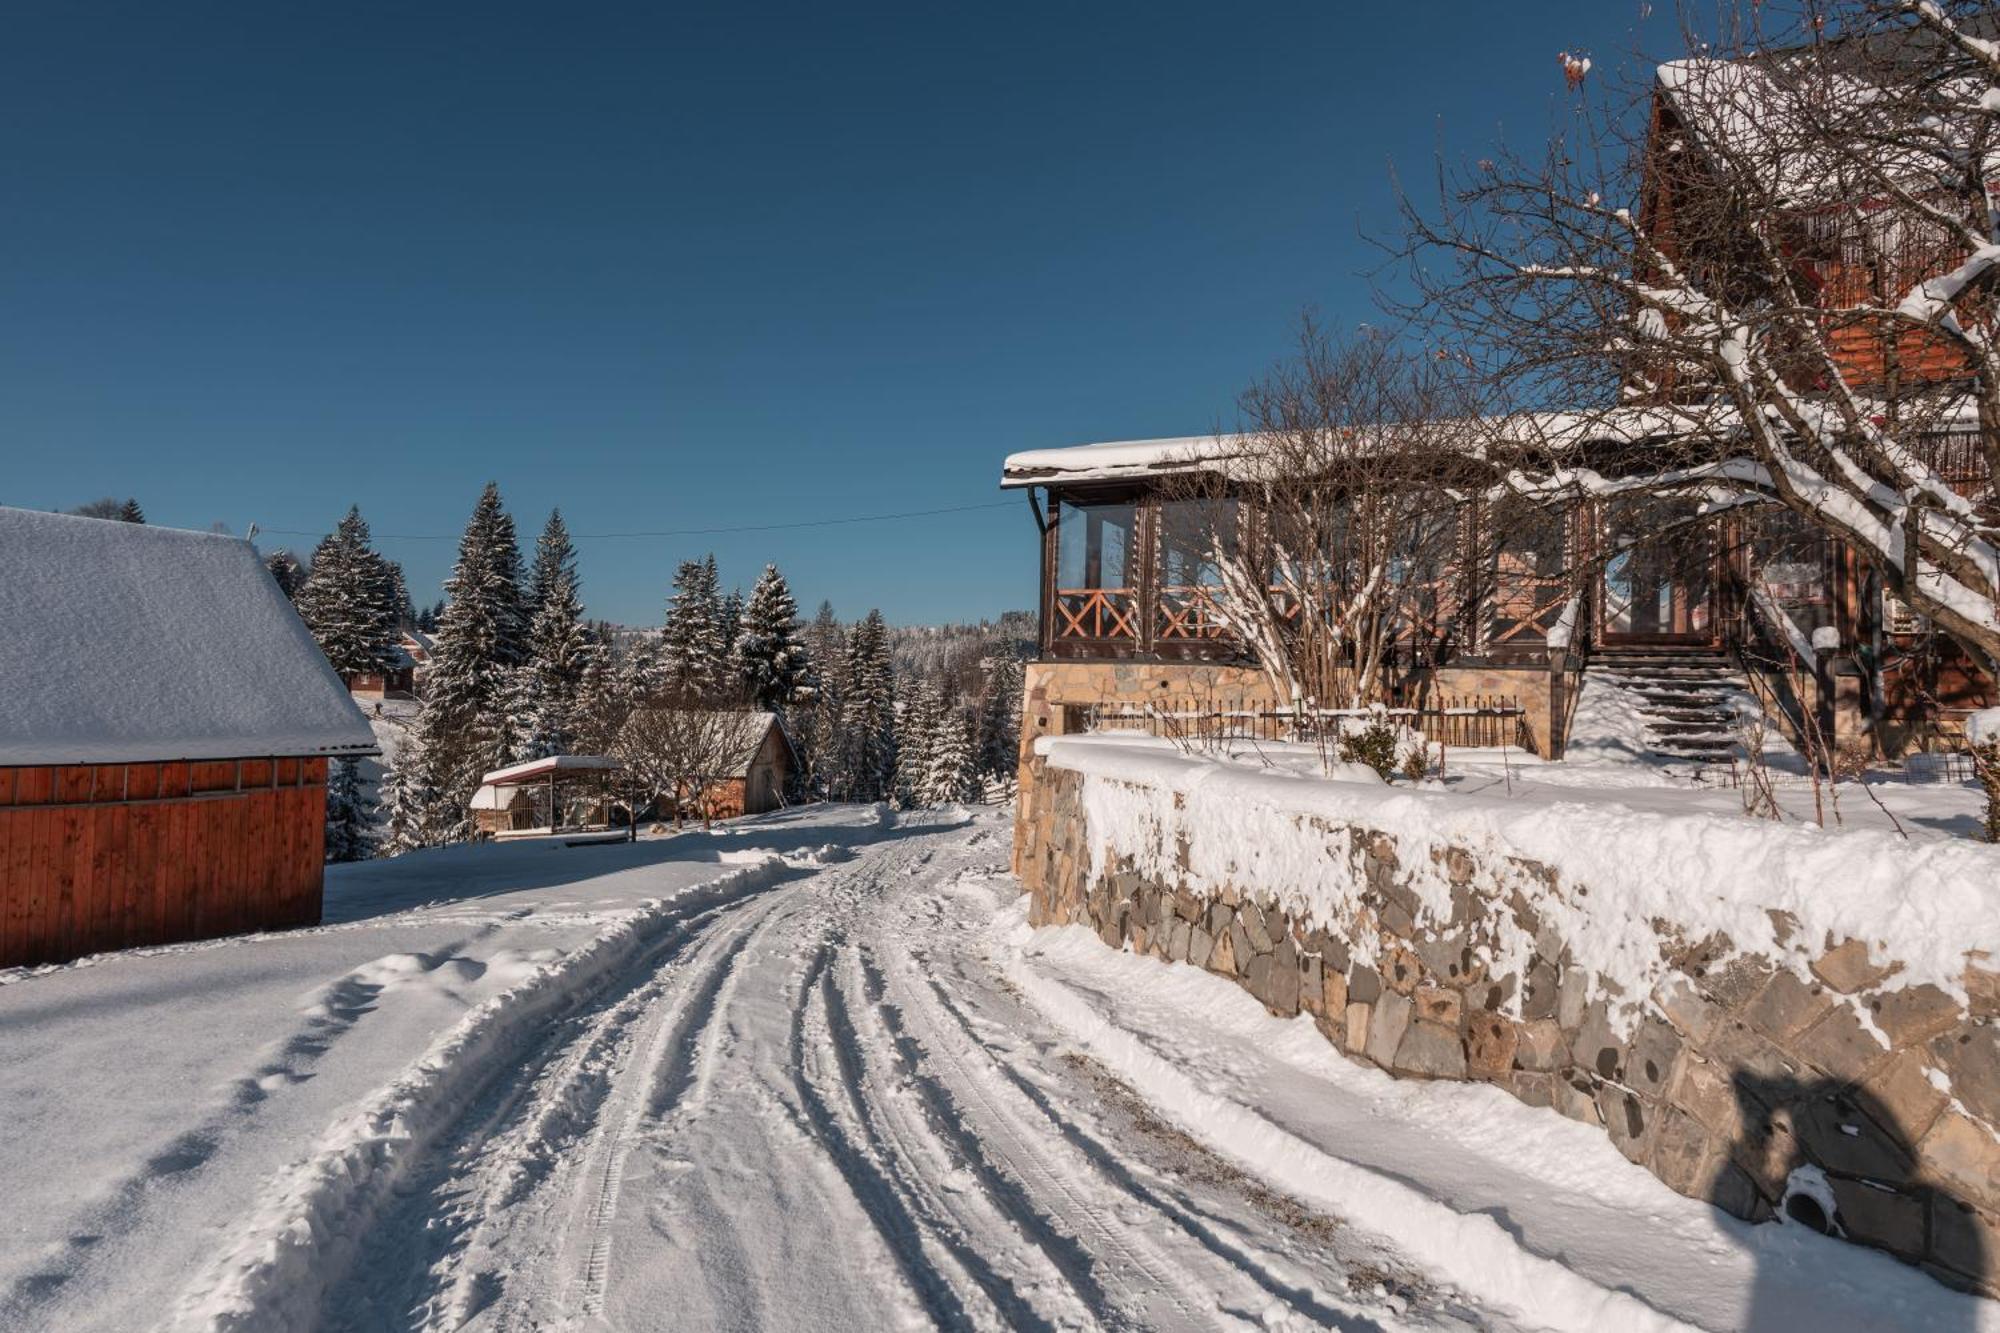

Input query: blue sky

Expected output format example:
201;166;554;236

1;2;1660;626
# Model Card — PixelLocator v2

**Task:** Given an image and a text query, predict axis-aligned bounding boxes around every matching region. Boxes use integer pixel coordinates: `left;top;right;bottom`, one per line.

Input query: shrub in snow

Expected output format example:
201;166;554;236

1333;709;1428;782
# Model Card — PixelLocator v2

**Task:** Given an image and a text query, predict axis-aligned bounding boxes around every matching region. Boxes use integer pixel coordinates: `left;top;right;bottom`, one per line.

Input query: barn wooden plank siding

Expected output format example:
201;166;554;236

0;757;330;967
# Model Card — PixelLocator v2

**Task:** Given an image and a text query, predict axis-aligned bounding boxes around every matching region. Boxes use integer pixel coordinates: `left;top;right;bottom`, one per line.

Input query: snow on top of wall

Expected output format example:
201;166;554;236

1040;733;2000;1030
0;507;376;765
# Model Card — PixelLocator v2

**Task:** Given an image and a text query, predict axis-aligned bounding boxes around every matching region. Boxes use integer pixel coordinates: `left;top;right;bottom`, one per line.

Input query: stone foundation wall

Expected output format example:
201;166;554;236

1019;756;2000;1296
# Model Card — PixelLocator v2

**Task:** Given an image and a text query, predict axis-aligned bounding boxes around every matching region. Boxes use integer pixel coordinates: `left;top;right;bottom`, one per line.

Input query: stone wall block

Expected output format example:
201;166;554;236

1367;992;1413;1068
1597;1084;1657;1165
1828;1177;1926;1261
1207;923;1236;976
1241;902;1274;954
1167;917;1192;964
1557;964;1589;1030
1384;947;1423;996
1930;1024;2000;1128
1627;1018;1684;1101
1965;959;2000;1021
1929;1196;2000;1288
1522;961;1560;1023
1514;1018;1569;1073
1347;963;1382;1006
1344;1001;1373;1054
1575;1002;1627;1082
1465;1011;1518;1081
1870;984;1961;1050
1509;1070;1555;1109
1791;1004;1893;1085
1554;1073;1602;1128
1323;966;1348;1019
1812;938;1898;994
1188;925;1215;970
1742;970;1835;1043
1654;975;1725;1044
1862;1049;1951;1146
1227;919;1253;977
1918;1112;2000;1209
1702;954;1774;1012
1648;1105;1715;1197
1299;952;1325;1017
1412;985;1462;1030
1669;1052;1750;1142
1793;1093;1915;1184
1395;1021;1469;1080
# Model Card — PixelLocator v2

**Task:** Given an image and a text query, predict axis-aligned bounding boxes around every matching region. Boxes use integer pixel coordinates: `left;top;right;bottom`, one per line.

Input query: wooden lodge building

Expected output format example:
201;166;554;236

1001;42;1995;775
0;508;377;968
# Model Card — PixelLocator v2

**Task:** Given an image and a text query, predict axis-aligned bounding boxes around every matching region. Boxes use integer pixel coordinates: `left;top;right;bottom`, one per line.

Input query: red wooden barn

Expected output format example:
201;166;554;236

0;507;377;968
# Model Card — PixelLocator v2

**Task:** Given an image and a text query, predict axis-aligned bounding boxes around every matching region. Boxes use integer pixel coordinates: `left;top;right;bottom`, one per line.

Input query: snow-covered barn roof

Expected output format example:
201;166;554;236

708;711;789;778
0;507;377;765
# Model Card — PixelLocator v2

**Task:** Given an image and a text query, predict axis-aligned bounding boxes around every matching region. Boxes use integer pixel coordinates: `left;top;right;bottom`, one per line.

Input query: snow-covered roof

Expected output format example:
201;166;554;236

468;783;524;811
998;408;1710;488
707;711;788;778
480;754;624;786
0;507;377;765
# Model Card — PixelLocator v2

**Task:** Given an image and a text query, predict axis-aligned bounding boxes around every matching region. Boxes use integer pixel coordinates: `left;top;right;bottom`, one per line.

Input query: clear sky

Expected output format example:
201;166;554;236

1;2;1660;626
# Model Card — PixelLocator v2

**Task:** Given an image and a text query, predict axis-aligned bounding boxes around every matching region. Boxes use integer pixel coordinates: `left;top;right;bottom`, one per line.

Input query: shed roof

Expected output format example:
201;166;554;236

0;507;377;765
480;754;623;786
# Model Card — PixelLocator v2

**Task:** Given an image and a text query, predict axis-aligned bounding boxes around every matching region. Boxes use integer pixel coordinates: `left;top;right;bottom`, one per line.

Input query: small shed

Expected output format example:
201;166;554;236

0;507;376;967
688;711;794;819
470;754;624;837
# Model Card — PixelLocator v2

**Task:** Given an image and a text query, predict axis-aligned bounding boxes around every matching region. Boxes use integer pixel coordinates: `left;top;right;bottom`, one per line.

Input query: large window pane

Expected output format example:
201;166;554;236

1054;499;1140;640
1157;499;1236;641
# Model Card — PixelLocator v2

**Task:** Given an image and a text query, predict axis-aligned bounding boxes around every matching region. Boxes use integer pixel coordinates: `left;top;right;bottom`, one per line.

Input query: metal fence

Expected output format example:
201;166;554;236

1078;694;1530;751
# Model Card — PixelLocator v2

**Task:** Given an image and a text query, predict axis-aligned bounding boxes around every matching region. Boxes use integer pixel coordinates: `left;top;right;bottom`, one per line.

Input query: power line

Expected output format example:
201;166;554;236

255;499;1020;544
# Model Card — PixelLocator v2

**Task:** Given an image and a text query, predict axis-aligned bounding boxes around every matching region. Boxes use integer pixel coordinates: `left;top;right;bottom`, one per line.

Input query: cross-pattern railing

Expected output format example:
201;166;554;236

1054;587;1139;640
1157;585;1232;640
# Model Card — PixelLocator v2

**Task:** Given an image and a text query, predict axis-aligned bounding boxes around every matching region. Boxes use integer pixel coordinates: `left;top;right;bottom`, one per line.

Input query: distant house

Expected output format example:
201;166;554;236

678;711;794;819
347;628;434;700
470;754;623;837
0;507;376;967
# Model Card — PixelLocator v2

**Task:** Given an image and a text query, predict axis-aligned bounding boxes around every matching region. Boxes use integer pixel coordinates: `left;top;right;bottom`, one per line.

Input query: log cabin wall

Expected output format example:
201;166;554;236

0;756;328;968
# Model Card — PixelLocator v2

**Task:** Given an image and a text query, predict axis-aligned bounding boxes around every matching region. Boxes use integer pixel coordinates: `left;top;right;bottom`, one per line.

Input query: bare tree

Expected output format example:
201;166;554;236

614;705;750;831
1397;0;2000;676
1164;318;1486;711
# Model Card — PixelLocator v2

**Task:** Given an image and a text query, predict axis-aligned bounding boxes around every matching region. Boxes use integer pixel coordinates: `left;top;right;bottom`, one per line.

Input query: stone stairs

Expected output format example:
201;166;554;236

1583;646;1753;765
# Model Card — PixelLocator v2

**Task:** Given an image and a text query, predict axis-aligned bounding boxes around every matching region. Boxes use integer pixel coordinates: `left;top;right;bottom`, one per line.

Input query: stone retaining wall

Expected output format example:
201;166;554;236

1018;756;2000;1296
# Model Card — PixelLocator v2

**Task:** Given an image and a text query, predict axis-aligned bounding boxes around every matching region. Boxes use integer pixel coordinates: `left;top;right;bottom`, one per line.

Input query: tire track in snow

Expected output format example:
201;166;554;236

172;857;799;1333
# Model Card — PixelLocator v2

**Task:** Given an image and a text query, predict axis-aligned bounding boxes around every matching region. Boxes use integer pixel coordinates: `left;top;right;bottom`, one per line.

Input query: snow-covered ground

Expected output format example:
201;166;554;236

0;805;1993;1331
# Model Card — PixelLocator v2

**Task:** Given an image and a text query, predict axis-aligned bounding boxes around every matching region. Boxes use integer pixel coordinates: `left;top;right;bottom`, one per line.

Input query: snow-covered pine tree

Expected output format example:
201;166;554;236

660;555;728;701
324;757;377;862
789;602;845;799
719;582;745;664
388;484;529;845
842;609;897;803
517;510;597;759
264;548;306;601
294;505;400;679
921;703;980;806
385;560;416;628
895;676;944;807
976;655;1024;782
735;563;815;713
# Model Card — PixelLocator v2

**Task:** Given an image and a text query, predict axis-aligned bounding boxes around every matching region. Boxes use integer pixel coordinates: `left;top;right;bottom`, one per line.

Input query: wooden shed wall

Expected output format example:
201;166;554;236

0;757;328;968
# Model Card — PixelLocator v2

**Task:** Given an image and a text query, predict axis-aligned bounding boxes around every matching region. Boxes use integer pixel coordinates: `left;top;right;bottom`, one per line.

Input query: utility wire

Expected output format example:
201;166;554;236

255;499;1019;543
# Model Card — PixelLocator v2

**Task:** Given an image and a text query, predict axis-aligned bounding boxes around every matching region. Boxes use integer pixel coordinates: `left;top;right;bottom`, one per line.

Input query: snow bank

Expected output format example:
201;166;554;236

172;854;792;1332
1002;918;1691;1333
1040;734;2000;1023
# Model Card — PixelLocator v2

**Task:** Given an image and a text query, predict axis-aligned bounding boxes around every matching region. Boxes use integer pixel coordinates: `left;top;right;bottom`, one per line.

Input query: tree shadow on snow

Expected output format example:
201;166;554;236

1728;1071;1988;1331
322;803;968;924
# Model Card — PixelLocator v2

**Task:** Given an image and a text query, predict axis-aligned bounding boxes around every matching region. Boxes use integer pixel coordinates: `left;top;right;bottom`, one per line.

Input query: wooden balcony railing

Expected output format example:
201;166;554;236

1157;585;1232;640
1054;587;1139;640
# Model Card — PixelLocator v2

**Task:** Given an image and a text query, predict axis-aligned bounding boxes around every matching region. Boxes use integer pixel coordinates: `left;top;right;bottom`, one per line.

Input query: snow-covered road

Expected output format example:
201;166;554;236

2;805;1994;1331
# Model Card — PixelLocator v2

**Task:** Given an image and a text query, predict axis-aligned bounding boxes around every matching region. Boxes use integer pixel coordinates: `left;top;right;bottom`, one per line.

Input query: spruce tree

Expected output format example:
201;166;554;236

388;484;529;845
792;603;846;800
117;497;145;524
518;510;596;758
736;564;814;713
976;655;1025;781
896;676;943;807
921;703;980;806
843;610;898;803
719;583;745;663
661;555;727;701
294;506;400;678
324;757;377;862
265;549;306;601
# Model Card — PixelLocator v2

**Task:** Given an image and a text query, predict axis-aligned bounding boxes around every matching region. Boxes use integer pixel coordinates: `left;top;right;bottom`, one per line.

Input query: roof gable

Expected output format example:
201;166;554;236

0;508;377;765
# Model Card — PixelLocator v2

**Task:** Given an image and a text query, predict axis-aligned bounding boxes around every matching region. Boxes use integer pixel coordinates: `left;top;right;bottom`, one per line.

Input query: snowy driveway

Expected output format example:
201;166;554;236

0;806;1993;1332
